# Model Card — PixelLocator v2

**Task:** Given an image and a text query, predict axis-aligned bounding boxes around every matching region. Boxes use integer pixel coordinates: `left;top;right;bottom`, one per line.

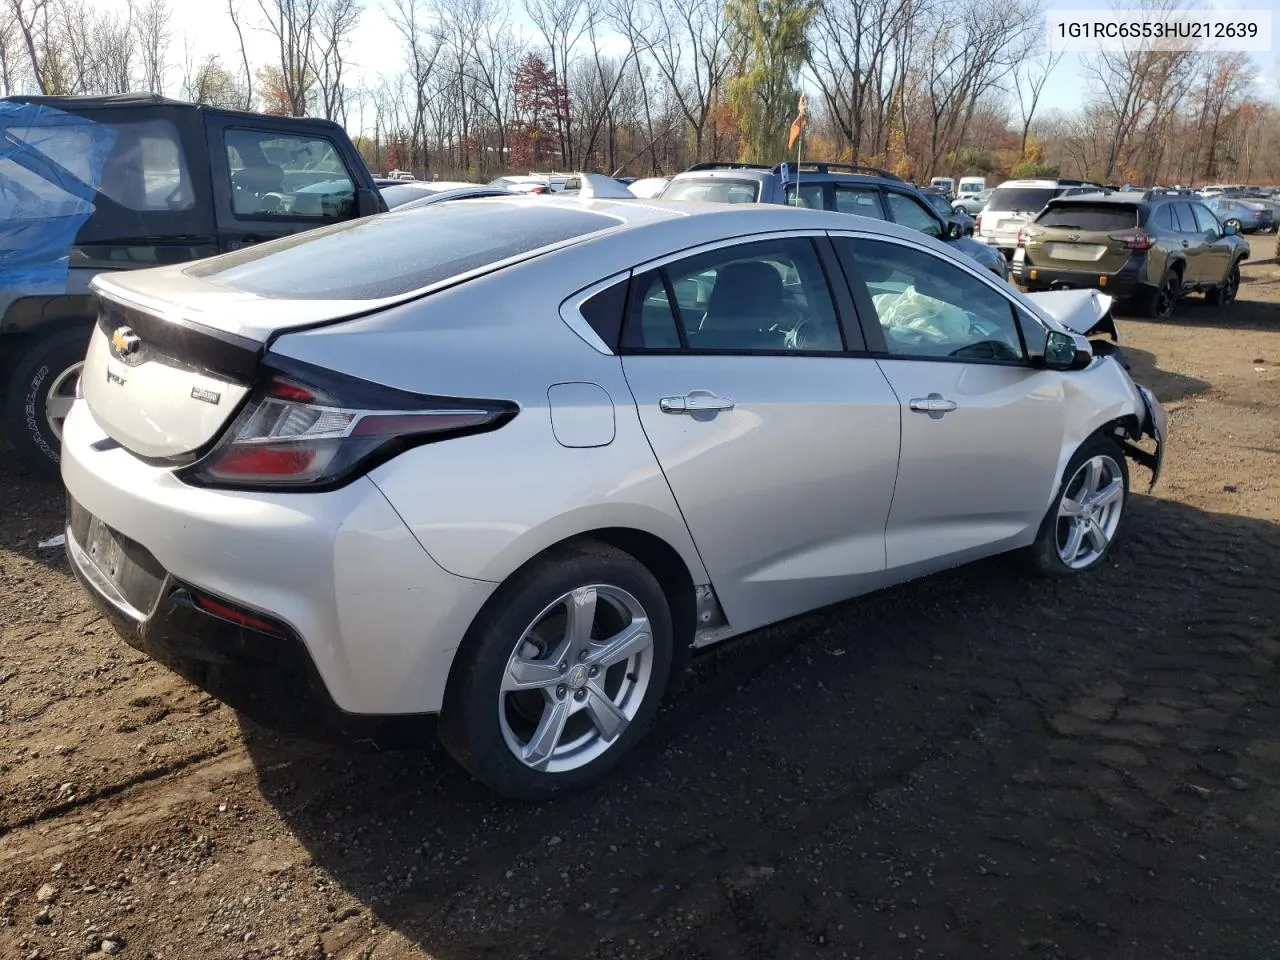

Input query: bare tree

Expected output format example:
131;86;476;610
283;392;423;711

314;0;359;122
183;51;248;108
809;0;925;161
257;0;320;116
227;0;253;107
134;0;170;94
0;4;24;94
389;0;443;173
524;0;590;166
1013;49;1063;159
5;0;50;92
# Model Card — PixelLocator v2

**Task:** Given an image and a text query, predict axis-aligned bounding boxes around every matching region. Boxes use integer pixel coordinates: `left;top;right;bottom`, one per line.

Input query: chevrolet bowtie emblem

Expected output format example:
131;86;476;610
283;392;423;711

110;326;141;358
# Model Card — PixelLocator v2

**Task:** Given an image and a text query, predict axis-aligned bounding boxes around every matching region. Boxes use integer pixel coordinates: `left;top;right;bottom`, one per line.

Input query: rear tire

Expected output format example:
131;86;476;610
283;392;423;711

1205;261;1240;307
3;327;91;478
439;540;674;800
1143;267;1181;320
1018;436;1130;578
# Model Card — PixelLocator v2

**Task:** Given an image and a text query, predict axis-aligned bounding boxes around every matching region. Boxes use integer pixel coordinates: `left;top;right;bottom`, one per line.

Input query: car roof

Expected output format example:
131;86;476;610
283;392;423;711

1;92;345;130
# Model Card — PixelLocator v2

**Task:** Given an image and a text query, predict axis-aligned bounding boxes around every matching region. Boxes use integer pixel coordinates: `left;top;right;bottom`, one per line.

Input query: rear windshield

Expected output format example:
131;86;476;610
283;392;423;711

187;202;617;299
1037;203;1139;230
660;178;761;204
987;187;1057;214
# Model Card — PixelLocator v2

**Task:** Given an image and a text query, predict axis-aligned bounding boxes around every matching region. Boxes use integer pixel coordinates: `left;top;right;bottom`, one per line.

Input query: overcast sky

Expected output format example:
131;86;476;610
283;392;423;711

94;0;1279;138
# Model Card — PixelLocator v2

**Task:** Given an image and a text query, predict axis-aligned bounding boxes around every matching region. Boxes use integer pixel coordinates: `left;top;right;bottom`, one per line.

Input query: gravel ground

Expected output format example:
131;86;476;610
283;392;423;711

1;241;1278;960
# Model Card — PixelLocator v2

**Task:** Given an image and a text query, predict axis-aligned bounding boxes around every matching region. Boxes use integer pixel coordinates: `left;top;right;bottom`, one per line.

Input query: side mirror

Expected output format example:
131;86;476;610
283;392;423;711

355;187;384;218
1222;222;1238;236
1044;330;1091;370
946;221;963;240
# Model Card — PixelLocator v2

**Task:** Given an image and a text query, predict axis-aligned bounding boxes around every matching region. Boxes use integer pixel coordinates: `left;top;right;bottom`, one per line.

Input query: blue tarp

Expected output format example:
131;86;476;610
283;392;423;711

1;101;117;294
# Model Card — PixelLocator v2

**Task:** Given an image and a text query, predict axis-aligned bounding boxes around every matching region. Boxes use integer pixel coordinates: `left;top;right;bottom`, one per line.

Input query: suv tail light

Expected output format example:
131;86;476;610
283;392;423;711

1016;226;1044;248
1109;231;1154;251
974;213;982;231
179;358;518;490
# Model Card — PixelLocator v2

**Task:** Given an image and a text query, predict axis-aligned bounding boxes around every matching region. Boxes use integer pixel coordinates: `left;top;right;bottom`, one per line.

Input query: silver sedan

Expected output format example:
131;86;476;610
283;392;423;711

62;198;1166;799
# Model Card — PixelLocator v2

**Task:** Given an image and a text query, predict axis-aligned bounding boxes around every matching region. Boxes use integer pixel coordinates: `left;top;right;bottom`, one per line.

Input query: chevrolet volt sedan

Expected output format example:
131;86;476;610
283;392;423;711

62;198;1166;800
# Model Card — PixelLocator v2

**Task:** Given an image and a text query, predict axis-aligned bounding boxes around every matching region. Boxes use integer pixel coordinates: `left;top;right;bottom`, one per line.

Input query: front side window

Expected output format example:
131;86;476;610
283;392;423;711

622;237;845;353
1190;204;1222;235
836;237;1024;362
224;129;355;219
884;191;943;238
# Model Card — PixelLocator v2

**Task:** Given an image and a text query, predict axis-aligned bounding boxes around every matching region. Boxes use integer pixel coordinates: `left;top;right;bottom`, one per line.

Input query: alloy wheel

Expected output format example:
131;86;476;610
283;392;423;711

1222;265;1239;304
498;584;654;774
1055;455;1125;570
45;361;83;443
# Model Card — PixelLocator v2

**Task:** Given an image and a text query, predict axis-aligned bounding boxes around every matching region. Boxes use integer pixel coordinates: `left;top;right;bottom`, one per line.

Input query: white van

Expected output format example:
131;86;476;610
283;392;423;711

976;178;1105;257
929;176;955;197
958;176;986;196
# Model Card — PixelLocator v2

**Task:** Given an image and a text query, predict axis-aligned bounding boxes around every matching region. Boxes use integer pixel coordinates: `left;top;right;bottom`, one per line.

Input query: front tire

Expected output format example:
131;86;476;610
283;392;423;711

1020;437;1130;577
1205;261;1240;306
439;541;674;800
3;327;90;478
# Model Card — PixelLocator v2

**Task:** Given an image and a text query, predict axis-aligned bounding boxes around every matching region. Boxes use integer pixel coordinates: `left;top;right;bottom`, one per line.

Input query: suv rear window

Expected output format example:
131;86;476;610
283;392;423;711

187;202;617;299
1037;203;1138;231
660;178;761;204
987;187;1057;214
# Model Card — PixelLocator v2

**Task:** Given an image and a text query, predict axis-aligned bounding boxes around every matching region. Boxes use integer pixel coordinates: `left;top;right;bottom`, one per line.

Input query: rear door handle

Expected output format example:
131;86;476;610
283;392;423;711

659;394;735;415
909;394;958;419
1181;240;1189;247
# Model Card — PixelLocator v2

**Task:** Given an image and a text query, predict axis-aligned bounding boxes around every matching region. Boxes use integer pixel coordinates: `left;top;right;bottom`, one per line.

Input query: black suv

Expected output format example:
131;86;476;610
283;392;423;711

1014;190;1251;319
1;93;386;474
658;161;1010;280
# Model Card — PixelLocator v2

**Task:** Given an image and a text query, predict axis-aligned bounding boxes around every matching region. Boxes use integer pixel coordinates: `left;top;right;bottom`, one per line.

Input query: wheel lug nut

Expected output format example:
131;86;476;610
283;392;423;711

588;666;599;678
556;685;567;699
577;650;587;662
558;661;567;673
574;688;587;701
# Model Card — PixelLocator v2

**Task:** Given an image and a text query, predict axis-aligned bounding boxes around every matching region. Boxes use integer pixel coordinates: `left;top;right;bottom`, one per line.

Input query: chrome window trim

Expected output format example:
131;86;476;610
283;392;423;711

559;271;630;356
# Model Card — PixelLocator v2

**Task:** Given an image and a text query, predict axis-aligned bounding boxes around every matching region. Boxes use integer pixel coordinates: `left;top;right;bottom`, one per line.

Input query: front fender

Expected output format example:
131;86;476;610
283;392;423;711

1054;355;1165;502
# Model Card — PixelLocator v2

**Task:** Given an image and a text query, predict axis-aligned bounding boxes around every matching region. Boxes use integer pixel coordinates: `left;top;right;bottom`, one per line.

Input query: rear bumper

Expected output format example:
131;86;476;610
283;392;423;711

1014;255;1149;297
60;401;496;718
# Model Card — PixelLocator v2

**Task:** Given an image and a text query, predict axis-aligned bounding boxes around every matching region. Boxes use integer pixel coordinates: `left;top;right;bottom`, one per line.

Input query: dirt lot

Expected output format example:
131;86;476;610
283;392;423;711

2;241;1279;960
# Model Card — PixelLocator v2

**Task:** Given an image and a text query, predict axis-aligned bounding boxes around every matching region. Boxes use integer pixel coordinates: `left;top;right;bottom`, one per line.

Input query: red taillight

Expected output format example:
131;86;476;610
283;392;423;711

530;186;549;195
1016;227;1027;248
1109;232;1153;250
180;363;517;490
974;213;982;231
268;379;316;402
193;593;286;636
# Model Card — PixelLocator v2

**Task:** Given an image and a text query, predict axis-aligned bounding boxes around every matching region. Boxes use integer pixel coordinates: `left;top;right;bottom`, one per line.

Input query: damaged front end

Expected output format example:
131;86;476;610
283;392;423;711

1119;384;1167;491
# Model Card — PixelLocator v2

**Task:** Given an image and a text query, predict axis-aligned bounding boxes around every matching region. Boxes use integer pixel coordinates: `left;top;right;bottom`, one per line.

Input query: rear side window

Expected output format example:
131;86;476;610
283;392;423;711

187;203;618;299
6;116;193;212
1153;204;1176;231
1037;204;1138;231
987;187;1056;213
1172;203;1199;233
833;185;884;217
660;178;761;204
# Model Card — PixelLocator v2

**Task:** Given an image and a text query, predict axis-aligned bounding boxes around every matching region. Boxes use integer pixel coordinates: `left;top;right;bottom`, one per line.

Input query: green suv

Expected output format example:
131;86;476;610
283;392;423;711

1013;191;1250;319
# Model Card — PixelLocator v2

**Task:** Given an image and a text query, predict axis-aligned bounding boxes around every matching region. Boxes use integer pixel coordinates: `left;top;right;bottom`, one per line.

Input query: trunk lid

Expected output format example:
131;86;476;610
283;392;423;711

1024;202;1140;274
82;266;388;459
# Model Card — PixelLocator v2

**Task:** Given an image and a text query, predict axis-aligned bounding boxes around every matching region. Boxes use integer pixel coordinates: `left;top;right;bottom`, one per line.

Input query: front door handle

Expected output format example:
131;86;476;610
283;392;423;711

659;394;735;415
909;394;958;419
1182;240;1189;248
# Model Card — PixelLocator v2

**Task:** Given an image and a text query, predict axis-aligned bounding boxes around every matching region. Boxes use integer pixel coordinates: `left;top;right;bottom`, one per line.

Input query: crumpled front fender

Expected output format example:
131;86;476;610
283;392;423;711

1123;383;1167;491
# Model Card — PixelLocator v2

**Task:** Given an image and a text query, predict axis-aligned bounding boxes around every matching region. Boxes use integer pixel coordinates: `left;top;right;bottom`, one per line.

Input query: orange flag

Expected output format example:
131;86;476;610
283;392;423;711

787;92;809;152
